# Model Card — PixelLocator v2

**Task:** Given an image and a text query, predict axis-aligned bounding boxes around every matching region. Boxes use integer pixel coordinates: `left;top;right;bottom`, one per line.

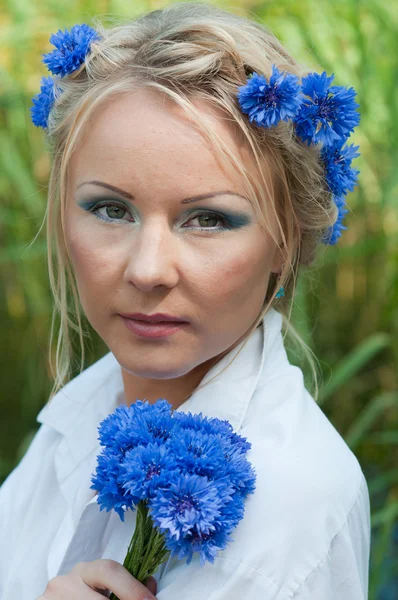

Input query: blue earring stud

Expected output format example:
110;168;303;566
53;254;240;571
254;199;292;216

274;264;285;299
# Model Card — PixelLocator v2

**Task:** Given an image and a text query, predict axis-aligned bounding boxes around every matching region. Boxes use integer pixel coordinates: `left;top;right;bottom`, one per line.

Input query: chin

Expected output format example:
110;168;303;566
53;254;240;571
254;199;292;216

118;357;195;380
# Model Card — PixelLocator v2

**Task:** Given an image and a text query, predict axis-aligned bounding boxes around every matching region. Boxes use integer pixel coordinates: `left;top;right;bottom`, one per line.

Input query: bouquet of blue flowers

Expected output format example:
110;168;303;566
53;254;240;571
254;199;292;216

90;399;256;600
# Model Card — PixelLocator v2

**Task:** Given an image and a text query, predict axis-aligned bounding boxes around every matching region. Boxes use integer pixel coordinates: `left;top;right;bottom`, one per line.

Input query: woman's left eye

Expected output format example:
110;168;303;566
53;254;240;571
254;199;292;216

90;202;231;230
183;212;230;230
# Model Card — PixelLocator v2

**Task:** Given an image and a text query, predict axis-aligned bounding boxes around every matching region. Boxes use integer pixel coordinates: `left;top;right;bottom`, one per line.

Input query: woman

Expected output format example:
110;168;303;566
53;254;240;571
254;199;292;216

0;3;370;599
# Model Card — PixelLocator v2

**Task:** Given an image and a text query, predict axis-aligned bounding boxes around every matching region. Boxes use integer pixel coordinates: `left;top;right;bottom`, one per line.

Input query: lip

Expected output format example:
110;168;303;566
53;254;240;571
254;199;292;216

119;312;189;323
120;316;189;338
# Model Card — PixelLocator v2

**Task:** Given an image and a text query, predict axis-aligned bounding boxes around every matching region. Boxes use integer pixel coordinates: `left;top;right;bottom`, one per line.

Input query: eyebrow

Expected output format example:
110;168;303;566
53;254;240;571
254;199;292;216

75;180;250;204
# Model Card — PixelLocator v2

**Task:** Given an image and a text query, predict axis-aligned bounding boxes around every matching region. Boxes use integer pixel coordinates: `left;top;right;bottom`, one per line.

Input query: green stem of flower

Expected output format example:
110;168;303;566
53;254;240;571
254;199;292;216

109;501;170;600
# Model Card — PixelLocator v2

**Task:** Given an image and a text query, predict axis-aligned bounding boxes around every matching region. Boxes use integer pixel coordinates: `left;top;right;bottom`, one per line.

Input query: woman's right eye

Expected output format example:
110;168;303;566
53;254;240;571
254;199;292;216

90;201;134;223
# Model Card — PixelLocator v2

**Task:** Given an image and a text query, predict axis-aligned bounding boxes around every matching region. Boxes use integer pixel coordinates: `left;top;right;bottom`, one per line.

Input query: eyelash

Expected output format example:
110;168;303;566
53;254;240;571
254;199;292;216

89;201;234;231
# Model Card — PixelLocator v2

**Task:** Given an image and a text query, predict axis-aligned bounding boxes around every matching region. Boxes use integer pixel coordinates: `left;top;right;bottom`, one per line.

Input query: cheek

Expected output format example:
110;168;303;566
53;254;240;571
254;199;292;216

189;236;270;310
66;225;121;312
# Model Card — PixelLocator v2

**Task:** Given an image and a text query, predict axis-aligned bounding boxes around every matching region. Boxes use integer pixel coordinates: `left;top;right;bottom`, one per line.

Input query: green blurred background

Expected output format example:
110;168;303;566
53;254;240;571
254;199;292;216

1;0;397;597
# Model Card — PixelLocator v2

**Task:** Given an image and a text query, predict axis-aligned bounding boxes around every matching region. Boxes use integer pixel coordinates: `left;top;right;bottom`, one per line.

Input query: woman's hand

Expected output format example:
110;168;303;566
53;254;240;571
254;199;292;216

37;559;157;599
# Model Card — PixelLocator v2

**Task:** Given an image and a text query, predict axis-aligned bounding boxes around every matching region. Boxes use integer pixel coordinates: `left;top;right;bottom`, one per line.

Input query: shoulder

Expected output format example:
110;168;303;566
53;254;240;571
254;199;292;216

244;362;363;508
0;421;59;584
226;363;370;596
0;351;119;524
36;351;120;427
43;351;119;406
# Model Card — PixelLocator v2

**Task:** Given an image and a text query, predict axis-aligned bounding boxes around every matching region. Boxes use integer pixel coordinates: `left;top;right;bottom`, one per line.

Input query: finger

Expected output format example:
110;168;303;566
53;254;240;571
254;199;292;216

73;560;157;600
93;586;111;597
39;573;107;599
143;576;157;596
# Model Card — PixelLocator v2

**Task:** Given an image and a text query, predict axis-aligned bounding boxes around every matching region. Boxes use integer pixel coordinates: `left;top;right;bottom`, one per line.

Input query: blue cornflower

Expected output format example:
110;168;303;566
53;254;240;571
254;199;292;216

148;473;229;559
323;202;349;246
176;492;245;566
30;76;59;129
97;404;138;449
169;518;232;566
42;24;101;77
321;141;360;198
167;428;228;480
220;441;257;498
97;400;173;454
237;65;302;128
174;411;252;454
294;71;360;146
120;443;176;500
113;406;177;453
218;491;245;535
228;430;252;453
165;426;255;505
174;411;233;436
92;400;175;520
90;451;137;521
150;476;244;566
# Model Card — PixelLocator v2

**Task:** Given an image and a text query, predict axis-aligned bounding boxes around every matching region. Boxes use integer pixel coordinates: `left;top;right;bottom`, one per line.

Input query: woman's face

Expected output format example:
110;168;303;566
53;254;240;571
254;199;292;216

65;88;283;383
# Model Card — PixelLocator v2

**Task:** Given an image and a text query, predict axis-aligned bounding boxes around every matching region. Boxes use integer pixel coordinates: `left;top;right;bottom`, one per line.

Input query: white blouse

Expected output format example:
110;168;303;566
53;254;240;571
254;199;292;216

0;308;371;599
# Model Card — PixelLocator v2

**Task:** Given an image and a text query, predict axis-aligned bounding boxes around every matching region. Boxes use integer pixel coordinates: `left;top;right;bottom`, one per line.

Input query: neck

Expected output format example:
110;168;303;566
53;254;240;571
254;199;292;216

119;354;221;411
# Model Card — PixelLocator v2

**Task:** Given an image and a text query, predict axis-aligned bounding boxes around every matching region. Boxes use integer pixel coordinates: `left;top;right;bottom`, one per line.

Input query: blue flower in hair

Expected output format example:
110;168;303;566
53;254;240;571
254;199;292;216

237;65;302;128
42;24;100;77
293;71;360;147
321;141;360;198
323;202;349;245
30;76;58;129
320;141;360;245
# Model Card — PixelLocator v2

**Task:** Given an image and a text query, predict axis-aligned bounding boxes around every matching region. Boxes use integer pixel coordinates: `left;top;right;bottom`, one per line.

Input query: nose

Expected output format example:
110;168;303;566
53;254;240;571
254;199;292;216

123;217;180;292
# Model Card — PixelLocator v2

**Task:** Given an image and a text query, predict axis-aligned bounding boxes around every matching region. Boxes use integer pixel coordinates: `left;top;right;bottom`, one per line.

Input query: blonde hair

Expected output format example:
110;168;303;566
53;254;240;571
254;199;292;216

37;2;337;403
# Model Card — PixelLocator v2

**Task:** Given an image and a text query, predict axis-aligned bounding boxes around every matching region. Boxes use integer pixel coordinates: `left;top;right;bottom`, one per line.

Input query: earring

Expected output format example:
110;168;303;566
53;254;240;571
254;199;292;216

275;263;285;299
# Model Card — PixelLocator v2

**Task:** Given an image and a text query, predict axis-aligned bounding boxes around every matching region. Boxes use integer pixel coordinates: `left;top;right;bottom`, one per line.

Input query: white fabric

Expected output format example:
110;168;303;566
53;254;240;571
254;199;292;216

0;308;371;599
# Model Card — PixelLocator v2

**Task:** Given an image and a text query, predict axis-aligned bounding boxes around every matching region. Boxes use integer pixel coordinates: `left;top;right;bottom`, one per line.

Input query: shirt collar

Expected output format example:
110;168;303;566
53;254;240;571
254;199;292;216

37;308;286;482
174;308;285;430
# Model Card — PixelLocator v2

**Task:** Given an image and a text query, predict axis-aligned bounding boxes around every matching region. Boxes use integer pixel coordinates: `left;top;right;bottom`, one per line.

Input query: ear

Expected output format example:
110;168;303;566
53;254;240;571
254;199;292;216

271;238;300;273
270;244;285;274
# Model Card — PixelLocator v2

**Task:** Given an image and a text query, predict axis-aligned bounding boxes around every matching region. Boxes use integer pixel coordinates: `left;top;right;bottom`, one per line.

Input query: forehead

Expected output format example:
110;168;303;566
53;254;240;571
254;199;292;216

67;88;258;192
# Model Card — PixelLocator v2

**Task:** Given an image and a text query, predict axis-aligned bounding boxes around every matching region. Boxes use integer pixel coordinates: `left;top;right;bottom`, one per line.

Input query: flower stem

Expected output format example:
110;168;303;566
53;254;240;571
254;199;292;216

109;501;170;600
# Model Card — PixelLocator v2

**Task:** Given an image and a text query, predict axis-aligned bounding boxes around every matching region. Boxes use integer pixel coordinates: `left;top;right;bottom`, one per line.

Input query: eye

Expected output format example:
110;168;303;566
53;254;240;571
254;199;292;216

90;201;133;223
183;211;232;230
